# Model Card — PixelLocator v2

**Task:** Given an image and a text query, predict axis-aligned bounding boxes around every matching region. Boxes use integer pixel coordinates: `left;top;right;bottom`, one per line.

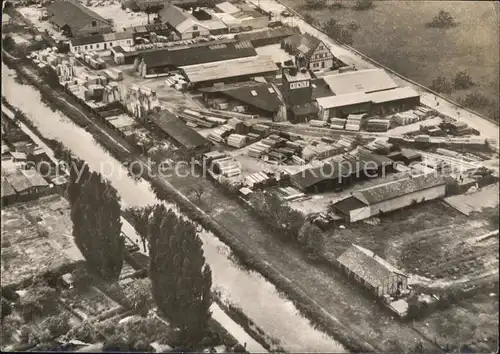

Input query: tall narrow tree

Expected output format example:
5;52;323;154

72;172;124;281
126;206;154;253
67;158;90;207
149;205;212;348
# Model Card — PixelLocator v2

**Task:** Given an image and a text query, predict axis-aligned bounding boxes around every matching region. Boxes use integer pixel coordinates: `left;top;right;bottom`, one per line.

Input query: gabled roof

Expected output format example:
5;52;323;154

1;177;16;198
235;26;300;43
141;40;257;68
351;173;445;205
200;82;282;113
283;33;323;57
20;169;49;188
316;92;371;109
337;244;407;289
367;86;420;104
4;170;32;193
149;111;210;150
47;0;111;32
181;55;277;84
322;69;398;95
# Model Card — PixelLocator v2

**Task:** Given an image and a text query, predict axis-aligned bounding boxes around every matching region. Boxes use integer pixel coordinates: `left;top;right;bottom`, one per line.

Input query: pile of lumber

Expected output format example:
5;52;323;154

227;134;248;148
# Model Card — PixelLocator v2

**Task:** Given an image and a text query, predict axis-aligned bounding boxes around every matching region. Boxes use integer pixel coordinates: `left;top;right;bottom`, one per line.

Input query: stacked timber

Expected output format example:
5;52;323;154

214;158;241;178
227;134;248;148
178;113;216;128
309;120;328;128
366;119;390;132
245;172;275;189
248;141;271;158
330;118;346;130
251;124;270;137
345;114;362;131
208;125;234;144
246;133;261;143
279;186;305;201
209;108;258;120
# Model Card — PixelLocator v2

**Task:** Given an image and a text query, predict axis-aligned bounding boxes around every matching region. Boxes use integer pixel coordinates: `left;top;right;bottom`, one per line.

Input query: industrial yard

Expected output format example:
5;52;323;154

2;0;499;352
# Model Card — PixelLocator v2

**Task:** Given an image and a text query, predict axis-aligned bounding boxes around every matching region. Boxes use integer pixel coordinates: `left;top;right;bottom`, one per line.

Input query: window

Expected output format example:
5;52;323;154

192;25;198;30
321;61;325;68
92;20;97;27
90;44;93;49
96;44;100;48
313;62;319;68
127;40;131;44
85;45;88;50
109;42;113;46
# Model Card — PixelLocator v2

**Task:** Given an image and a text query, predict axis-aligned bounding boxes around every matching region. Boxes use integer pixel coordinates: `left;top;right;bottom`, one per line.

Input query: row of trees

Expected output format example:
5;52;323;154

59;151;213;348
249;192;325;260
303;0;372;11
430;71;475;94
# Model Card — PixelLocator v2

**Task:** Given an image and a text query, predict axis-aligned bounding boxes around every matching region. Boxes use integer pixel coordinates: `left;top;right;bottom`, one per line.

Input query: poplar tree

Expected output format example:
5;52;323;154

67;158;90;207
71;172;124;280
148;205;212;347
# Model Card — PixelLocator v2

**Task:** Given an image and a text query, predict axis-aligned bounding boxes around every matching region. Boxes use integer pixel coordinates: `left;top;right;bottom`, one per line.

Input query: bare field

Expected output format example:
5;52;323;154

325;200;499;281
1;195;83;287
280;0;499;120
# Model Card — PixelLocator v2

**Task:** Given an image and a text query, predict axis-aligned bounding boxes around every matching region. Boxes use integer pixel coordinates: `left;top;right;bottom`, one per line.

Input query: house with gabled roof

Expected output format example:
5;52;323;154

47;0;112;37
281;32;337;71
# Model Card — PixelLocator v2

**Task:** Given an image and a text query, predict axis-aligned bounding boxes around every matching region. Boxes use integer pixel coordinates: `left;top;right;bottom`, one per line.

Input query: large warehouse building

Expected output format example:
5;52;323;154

315;69;420;119
180;55;278;88
135;39;257;76
332;173;446;222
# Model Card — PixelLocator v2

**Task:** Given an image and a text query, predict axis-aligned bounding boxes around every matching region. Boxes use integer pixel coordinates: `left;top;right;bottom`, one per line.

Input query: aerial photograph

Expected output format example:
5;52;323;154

1;0;498;352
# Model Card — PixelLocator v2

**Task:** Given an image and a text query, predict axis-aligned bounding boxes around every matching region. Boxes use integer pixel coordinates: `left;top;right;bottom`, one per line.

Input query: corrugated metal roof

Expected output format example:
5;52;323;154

141;40;256;68
367;86;419;104
337;244;407;289
181;55;277;83
1;177;16;198
322;69;398;95
149;111;210;150
316;92;371;109
216;1;240;14
4;170;32;192
352;173;445;205
21;169;49;188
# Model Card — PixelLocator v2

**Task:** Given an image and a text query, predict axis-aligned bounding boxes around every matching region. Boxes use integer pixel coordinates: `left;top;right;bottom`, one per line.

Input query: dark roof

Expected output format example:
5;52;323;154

337;244;407;289
149;111;210;150
357;150;394;168
47;0;111;33
140;40;257;68
275;77;333;100
1;177;16;198
400;148;422;160
291;161;348;190
352;173;446;205
282;32;322;57
290;103;318;116
235;26;301;43
200;82;282;113
332;196;366;215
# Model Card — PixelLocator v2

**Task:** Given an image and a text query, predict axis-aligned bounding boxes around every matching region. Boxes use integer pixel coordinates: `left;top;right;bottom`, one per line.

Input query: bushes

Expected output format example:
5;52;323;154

19;283;58;321
322;19;355;45
42;313;71;338
353;0;373;11
427;10;457;28
460;92;490;109
297;222;325;260
430;75;453;93
304;0;327;9
453;71;475;90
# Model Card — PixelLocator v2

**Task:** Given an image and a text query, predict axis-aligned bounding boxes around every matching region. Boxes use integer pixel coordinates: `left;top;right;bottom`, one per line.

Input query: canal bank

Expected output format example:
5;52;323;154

2;61;354;352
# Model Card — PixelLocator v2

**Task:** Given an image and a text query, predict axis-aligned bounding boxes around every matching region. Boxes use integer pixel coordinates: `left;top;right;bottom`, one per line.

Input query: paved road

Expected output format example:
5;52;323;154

251;0;499;143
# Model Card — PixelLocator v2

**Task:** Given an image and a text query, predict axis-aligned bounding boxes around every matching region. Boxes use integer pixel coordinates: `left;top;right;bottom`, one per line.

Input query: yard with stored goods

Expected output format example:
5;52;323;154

279;0;499;120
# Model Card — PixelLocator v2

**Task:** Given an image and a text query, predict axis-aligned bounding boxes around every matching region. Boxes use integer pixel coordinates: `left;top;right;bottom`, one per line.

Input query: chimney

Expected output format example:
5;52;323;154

289;67;298;76
300;67;307;73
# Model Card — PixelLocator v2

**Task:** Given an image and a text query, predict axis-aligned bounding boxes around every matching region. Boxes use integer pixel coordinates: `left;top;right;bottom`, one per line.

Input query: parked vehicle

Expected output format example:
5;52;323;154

280;10;292;17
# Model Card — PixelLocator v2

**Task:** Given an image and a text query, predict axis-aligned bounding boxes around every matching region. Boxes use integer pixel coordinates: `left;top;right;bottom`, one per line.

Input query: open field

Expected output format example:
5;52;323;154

325;199;499;281
280;0;499;120
1;195;83;287
414;282;499;352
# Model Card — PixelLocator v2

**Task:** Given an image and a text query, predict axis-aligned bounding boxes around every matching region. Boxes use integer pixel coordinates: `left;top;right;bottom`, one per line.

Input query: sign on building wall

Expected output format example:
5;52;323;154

289;81;309;90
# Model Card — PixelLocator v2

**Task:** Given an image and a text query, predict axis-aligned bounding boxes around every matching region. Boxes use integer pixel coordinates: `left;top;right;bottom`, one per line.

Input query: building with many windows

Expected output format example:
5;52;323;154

281;33;338;71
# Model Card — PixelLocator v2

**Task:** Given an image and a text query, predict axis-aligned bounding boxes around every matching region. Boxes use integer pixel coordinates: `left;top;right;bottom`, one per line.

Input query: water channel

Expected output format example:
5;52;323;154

2;63;346;352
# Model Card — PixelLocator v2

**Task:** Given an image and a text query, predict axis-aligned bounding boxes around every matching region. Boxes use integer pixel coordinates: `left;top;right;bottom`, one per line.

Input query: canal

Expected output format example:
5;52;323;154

2;63;346;352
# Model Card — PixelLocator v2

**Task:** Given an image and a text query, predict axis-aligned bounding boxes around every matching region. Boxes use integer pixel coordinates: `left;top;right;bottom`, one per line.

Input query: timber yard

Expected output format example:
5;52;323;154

1;0;498;352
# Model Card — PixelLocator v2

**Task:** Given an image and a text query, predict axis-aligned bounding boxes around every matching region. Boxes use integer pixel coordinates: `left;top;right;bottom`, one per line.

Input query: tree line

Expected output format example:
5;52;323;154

57;150;213;349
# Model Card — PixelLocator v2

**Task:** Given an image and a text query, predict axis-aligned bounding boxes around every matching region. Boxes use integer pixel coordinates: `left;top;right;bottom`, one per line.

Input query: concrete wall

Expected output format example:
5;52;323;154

349;184;446;222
